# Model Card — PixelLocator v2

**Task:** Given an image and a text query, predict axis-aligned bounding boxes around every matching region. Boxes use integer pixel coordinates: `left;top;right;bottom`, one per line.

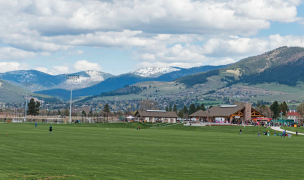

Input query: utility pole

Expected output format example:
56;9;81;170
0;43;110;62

65;75;79;124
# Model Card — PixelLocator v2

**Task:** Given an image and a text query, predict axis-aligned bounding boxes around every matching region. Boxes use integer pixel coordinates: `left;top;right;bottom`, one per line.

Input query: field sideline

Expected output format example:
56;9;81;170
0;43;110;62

1;123;304;179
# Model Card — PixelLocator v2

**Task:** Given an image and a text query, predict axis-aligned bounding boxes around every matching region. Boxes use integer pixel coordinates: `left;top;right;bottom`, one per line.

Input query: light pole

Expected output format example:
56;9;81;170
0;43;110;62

66;75;79;124
22;82;32;122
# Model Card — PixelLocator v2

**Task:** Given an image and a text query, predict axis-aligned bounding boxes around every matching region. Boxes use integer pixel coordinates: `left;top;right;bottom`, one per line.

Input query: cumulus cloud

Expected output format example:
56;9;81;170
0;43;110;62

227;0;301;23
0;0;302;71
213;58;237;66
133;34;304;68
0;0;300;53
73;60;102;71
0;62;29;73
0;47;36;60
35;65;69;75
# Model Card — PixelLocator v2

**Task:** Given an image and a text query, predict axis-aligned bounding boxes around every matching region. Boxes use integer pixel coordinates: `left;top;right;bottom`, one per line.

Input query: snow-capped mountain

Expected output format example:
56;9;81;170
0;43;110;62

0;70;114;92
131;67;181;77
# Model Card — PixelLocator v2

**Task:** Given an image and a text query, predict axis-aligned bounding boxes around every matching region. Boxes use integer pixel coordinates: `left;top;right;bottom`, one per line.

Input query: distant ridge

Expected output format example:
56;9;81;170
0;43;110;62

176;46;304;87
35;65;227;100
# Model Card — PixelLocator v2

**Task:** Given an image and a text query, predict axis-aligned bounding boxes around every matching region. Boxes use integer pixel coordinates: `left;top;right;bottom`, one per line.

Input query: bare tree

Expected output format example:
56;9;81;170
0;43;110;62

139;99;157;110
260;105;272;118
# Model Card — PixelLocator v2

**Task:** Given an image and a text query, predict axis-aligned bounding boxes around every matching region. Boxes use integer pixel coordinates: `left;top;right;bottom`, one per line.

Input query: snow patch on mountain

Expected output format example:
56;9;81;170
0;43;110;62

68;71;111;83
131;67;180;77
86;70;107;81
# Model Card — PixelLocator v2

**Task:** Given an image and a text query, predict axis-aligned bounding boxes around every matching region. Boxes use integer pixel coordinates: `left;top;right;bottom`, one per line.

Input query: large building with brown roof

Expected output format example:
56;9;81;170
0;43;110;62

134;110;178;123
190;103;264;123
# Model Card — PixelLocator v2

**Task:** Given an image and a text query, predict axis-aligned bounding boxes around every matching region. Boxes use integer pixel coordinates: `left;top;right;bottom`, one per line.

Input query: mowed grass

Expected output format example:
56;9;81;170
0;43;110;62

1;123;304;180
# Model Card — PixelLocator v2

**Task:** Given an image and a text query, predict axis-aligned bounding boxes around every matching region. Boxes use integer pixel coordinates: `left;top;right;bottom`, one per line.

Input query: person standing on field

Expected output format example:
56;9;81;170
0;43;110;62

239;129;242;135
49;126;52;134
258;131;260;137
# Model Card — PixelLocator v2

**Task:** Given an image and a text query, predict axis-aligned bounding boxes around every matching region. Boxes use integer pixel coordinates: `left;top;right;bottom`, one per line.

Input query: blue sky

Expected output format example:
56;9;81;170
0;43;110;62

0;0;304;75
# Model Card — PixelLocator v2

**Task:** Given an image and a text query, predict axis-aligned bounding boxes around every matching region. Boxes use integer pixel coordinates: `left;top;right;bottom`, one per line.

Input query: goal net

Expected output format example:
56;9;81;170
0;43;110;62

12;117;26;123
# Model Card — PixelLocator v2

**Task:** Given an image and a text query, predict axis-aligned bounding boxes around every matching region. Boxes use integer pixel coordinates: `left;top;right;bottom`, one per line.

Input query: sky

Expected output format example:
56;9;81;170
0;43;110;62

0;0;304;75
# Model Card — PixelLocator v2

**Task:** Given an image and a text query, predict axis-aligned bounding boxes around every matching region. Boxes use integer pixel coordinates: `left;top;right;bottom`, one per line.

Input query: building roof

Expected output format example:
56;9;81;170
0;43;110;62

135;110;178;118
286;111;301;116
189;110;211;117
189;105;245;117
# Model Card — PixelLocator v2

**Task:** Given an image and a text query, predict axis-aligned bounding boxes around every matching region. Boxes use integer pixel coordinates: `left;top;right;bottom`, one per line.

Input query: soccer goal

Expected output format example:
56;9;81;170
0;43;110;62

12;117;26;123
45;118;65;124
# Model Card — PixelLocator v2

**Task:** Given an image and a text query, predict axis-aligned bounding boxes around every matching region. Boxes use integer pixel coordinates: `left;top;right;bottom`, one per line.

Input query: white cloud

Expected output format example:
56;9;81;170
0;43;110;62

73;60;102;71
213;58;236;66
0;0;302;72
35;65;69;75
0;47;36;60
133;34;304;68
134;44;207;63
0;0;300;54
227;0;301;23
51;66;69;75
0;62;29;73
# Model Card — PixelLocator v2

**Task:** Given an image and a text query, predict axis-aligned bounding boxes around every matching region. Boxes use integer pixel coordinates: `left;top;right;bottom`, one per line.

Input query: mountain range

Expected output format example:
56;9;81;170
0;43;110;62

34;65;227;100
2;46;304;103
78;46;304;104
0;70;114;92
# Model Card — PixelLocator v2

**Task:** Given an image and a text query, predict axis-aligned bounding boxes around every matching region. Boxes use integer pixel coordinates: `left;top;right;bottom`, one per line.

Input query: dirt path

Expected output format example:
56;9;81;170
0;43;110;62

271;127;304;135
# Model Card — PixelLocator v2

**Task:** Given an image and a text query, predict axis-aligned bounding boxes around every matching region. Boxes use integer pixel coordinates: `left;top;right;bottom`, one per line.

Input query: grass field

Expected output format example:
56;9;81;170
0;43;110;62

1;123;304;180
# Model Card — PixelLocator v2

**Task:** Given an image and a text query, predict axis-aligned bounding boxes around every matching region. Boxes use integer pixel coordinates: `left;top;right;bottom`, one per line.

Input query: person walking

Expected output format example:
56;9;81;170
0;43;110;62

49;126;52;134
296;130;298;136
35;122;37;128
258;131;260;137
267;131;270;138
239;128;242;135
281;130;286;138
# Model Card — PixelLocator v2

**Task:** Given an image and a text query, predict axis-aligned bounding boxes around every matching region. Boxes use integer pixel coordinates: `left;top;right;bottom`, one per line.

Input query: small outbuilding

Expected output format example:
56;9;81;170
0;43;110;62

134;110;178;123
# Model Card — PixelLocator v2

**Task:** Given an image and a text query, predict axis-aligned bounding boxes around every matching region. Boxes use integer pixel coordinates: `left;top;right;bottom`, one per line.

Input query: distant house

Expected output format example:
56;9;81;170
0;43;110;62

286;110;301;122
134;110;177;123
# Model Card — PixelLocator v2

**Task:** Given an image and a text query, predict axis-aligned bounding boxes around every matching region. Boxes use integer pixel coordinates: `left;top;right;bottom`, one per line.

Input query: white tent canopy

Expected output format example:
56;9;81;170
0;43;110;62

126;116;134;119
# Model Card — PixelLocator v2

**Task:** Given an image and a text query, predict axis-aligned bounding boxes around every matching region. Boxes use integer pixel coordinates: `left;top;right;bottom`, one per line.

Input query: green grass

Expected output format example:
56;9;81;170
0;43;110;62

1;123;304;179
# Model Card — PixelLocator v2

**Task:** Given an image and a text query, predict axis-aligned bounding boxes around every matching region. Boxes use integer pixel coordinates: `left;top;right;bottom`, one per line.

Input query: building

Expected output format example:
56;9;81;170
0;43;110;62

189;103;264;123
134;110;178;123
286;110;301;122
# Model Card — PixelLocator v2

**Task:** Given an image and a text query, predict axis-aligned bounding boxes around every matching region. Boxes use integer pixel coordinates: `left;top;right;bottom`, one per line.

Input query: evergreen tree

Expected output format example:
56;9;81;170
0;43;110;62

35;101;40;115
27;98;40;115
196;105;201;112
177;109;184;118
166;106;169;111
173;104;177;113
201;103;206;111
104;104;110;122
169;104;172;111
58;110;61;115
270;101;280;119
82;110;86;117
189;104;196;115
282;101;289;115
183;106;188;115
